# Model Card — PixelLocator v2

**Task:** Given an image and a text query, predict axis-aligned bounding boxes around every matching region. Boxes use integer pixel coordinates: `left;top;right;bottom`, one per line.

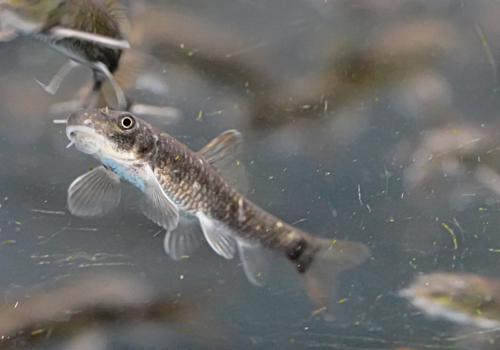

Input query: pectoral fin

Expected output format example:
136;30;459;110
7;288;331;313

141;166;180;232
67;166;121;217
163;214;203;260
198;130;248;193
197;213;236;259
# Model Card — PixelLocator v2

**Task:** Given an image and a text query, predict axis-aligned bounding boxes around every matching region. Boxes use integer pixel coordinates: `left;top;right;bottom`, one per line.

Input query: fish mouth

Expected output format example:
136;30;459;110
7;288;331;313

66;125;105;155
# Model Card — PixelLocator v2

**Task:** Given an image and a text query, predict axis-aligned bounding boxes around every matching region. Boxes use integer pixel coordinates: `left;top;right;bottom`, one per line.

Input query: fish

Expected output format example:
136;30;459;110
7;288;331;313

0;274;209;348
0;0;129;108
65;107;370;315
401;272;500;329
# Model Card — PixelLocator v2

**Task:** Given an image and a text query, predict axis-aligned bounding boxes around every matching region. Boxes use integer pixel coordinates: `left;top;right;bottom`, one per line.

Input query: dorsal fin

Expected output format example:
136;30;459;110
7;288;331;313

198;129;248;193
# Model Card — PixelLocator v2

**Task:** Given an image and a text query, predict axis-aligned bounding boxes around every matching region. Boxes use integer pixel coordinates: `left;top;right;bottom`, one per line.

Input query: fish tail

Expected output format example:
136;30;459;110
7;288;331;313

285;234;370;320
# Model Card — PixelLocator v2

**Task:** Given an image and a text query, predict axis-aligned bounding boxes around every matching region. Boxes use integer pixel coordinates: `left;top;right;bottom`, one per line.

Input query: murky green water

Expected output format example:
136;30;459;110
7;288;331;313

2;1;500;349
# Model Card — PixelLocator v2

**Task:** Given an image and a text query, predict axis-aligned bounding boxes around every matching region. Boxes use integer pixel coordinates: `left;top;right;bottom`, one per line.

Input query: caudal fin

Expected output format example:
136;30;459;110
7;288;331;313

288;237;370;320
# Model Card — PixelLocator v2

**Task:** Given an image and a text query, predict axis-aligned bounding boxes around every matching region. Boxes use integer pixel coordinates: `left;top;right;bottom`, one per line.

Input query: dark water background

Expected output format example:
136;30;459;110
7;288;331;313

2;0;500;348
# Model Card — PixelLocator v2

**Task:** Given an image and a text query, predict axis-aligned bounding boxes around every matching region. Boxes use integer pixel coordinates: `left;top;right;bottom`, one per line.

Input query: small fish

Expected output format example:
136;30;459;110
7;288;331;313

65;108;370;315
0;274;203;348
0;0;129;108
401;272;500;329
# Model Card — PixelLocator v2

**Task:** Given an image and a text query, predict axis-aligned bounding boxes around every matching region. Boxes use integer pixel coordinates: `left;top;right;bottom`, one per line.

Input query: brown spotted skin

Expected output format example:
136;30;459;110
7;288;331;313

69;108;321;272
150;131;318;265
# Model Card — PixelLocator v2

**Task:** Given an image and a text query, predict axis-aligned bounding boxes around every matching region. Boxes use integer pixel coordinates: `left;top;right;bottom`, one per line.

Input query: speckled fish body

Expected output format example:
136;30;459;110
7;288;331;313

65;108;370;311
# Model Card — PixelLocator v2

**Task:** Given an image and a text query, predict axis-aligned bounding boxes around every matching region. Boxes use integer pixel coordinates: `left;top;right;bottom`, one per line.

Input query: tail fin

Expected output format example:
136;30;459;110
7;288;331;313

286;236;370;320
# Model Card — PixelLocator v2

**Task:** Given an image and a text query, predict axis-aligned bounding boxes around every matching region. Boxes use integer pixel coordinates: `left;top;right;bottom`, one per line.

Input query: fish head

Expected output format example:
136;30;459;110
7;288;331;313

66;107;157;163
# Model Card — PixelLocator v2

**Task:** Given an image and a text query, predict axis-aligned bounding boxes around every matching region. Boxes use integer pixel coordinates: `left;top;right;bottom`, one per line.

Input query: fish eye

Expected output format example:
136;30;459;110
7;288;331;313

119;114;135;130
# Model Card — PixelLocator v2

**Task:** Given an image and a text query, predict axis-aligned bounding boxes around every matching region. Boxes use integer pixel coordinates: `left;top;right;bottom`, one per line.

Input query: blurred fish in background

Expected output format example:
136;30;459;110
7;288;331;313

0;273;216;350
0;0;130;109
402;273;500;350
0;0;179;119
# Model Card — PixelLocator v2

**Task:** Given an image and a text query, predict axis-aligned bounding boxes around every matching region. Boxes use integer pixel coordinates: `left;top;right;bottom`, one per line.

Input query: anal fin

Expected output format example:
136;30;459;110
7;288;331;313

194;213;270;286
197;212;236;259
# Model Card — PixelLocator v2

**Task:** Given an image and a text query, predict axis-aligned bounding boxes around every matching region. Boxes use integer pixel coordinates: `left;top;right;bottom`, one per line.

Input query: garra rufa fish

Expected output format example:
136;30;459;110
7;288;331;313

401;272;500;329
0;0;129;108
65;108;370;315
